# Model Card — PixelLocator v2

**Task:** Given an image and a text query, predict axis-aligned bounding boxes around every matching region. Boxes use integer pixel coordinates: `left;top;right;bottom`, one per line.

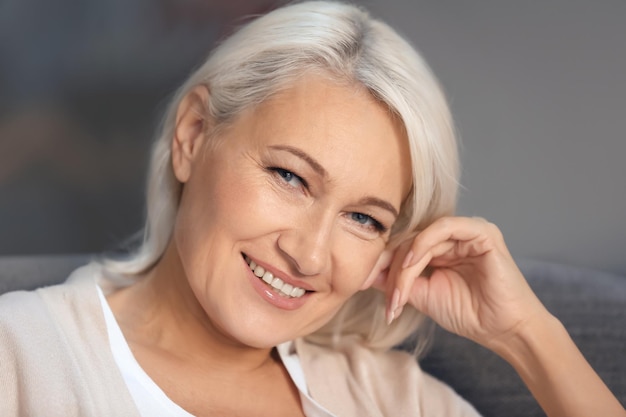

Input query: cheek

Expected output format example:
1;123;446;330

332;242;383;295
173;163;287;265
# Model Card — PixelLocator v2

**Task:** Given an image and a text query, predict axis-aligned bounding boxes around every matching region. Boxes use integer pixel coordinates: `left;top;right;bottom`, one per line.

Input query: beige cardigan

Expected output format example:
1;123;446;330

0;264;479;416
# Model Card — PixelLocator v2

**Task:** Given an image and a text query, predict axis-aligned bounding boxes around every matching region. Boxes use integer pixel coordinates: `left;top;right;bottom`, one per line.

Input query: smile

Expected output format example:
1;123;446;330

244;255;307;298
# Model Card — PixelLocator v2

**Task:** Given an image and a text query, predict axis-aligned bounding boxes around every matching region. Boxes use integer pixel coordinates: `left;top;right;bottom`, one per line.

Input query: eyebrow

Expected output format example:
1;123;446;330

269;145;328;177
358;197;399;219
269;144;400;219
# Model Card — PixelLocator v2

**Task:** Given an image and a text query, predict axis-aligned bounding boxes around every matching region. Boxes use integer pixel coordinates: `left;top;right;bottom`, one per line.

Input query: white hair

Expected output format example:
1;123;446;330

102;0;459;353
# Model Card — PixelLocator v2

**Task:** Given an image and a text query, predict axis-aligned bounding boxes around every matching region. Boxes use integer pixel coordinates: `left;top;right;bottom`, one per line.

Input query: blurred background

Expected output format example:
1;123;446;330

1;0;625;275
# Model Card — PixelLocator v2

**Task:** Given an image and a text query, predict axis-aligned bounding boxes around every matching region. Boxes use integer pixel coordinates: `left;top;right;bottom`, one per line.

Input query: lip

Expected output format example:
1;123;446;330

242;254;312;310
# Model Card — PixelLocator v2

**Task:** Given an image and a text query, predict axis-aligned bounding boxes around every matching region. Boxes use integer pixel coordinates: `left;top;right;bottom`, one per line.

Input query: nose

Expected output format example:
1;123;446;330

277;207;333;277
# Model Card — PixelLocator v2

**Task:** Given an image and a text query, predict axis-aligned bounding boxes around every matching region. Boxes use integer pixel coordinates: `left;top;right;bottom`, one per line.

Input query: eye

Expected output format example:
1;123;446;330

269;167;307;189
349;212;387;233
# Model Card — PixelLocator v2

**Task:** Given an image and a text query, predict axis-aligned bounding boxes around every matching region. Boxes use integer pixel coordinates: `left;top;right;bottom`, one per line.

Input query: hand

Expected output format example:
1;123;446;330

377;216;547;351
374;216;626;417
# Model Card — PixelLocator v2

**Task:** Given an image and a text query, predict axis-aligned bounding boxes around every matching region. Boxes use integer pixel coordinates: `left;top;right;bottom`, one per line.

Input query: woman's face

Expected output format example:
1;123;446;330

172;74;412;348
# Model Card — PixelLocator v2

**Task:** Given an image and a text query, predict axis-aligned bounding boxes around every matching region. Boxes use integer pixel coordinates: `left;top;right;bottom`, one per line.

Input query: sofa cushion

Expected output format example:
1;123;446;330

0;254;91;294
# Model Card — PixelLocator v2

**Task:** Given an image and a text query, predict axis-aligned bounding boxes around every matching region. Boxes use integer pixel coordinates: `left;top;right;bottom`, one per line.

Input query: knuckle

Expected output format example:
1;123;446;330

486;221;505;241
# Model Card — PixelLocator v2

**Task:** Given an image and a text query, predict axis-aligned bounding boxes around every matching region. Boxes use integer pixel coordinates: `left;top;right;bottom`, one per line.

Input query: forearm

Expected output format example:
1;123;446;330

493;313;625;417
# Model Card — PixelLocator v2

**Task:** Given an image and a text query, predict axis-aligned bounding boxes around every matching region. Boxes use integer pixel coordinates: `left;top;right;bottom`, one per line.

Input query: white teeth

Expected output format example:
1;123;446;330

270;277;283;289
244;256;307;298
253;266;265;278
282;283;293;295
262;271;274;284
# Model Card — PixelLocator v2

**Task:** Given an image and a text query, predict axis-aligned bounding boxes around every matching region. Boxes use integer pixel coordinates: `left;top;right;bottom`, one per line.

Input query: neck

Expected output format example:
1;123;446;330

107;240;276;373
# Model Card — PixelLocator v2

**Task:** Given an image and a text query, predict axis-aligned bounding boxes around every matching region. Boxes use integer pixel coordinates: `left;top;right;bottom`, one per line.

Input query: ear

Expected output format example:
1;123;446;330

360;249;394;291
171;85;211;183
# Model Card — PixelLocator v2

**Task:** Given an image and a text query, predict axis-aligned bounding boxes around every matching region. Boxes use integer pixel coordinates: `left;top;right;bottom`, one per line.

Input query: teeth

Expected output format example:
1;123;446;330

282;283;293;295
253;265;265;278
262;271;273;284
270;277;284;289
244;256;307;298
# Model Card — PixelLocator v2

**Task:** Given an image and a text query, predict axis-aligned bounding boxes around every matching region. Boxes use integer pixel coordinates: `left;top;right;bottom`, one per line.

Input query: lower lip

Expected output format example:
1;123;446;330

243;257;310;310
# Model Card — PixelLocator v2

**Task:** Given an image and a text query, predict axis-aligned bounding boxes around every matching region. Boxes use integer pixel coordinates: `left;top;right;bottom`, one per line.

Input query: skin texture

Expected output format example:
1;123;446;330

107;74;411;416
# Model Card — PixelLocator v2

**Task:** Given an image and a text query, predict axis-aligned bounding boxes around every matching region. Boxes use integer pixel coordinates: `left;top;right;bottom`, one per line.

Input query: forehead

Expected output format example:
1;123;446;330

225;74;412;203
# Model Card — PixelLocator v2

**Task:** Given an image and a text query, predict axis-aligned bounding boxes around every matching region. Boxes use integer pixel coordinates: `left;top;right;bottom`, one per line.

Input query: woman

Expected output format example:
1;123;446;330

1;1;623;416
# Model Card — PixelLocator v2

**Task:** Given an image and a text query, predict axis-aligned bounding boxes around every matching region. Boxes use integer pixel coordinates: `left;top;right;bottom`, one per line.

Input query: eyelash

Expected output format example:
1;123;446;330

350;212;388;233
268;167;308;188
267;166;388;234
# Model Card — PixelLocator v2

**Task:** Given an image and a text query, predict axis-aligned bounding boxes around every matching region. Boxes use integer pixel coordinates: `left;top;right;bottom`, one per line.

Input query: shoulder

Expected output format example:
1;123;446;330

0;262;104;377
296;338;480;417
0;262;101;336
0;263;138;416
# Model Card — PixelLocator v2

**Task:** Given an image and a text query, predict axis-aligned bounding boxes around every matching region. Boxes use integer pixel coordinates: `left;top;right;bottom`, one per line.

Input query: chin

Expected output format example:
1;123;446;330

218;309;330;349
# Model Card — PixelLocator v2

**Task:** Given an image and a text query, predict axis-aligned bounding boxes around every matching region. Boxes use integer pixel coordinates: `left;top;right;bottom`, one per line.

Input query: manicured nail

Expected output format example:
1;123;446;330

402;250;414;268
387;288;400;325
390;288;400;314
394;305;404;320
386;309;395;325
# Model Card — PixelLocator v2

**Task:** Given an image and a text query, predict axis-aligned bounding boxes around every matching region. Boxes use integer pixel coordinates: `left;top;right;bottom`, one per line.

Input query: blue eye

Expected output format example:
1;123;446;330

351;213;370;224
350;212;387;233
272;167;306;188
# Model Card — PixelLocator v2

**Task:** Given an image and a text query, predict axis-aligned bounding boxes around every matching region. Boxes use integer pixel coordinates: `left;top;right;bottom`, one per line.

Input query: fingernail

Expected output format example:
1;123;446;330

390;288;400;313
387;289;400;325
402;250;414;268
394;305;404;320
386;309;395;325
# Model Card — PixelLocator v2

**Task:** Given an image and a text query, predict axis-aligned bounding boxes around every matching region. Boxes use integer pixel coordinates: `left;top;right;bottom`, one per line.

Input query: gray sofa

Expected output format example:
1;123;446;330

1;255;625;416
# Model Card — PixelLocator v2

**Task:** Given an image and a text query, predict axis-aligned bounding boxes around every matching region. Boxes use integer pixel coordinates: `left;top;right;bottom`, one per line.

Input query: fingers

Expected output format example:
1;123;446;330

402;216;496;270
386;251;432;324
386;216;503;324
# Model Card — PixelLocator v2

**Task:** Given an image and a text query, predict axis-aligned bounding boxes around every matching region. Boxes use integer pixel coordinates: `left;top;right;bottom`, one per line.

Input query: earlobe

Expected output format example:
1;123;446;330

171;85;211;183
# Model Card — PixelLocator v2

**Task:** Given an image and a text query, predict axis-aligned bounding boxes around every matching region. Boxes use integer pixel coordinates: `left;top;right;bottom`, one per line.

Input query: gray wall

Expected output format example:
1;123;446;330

362;0;626;275
1;1;624;275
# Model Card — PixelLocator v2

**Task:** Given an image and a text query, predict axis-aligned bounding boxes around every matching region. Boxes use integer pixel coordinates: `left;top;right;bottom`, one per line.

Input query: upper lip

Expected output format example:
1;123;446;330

243;253;316;292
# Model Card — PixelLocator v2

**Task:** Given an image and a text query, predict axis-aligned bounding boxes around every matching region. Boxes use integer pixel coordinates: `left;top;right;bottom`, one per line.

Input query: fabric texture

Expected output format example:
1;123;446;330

0;263;138;416
297;338;479;417
0;263;478;417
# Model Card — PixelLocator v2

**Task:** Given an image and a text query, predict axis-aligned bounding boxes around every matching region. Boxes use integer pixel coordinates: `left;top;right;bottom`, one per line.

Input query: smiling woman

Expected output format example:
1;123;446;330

1;1;624;417
145;75;412;350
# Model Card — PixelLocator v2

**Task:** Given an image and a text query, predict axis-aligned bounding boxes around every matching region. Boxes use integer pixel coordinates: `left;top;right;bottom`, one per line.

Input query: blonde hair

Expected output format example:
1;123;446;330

103;0;459;352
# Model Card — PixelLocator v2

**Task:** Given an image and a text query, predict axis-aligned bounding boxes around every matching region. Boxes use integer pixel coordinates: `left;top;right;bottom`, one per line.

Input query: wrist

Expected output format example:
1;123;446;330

488;309;563;378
